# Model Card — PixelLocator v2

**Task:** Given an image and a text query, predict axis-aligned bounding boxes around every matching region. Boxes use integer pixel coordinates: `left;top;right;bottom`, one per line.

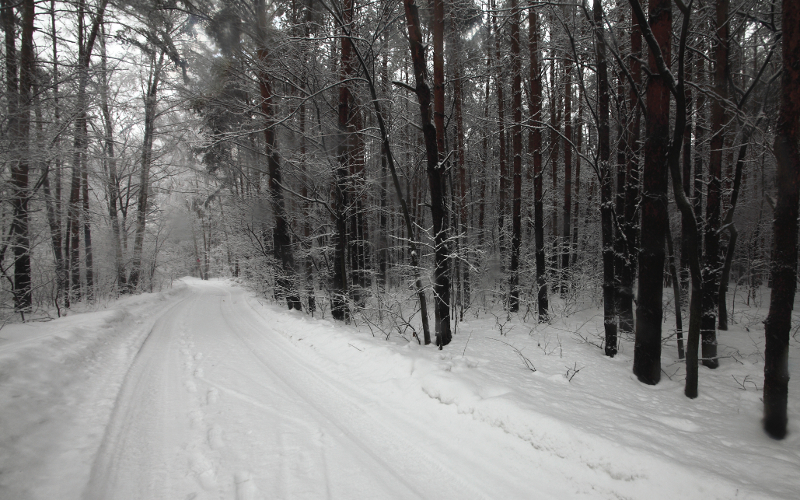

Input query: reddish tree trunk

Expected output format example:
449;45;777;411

509;0;523;312
404;0;451;346
528;2;548;321
633;0;671;383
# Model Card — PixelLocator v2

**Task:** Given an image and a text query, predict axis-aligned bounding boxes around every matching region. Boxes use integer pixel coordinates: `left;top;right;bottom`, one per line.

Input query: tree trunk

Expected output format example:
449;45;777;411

404;0;451;347
100;32;127;293
701;0;729;369
620;5;642;337
491;0;507;272
5;0;34;313
256;0;300;310
452;32;470;314
763;0;800;440
509;0;523;312
65;0;108;303
331;0;354;320
561;58;573;293
528;2;548;321
128;52;164;291
614;69;627;325
633;0;671;383
331;7;432;343
549;54;560;289
666;224;685;359
680;49;693;295
593;0;616;357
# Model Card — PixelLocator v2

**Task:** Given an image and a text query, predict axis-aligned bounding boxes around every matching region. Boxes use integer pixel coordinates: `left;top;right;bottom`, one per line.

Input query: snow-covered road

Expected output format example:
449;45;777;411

2;278;795;499
81;280;578;499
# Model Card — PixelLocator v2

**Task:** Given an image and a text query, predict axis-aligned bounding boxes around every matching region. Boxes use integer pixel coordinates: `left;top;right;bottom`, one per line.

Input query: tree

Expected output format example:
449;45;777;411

763;0;800;440
508;0;523;312
403;0;451;347
632;0;670;384
528;1;548;322
591;0;616;357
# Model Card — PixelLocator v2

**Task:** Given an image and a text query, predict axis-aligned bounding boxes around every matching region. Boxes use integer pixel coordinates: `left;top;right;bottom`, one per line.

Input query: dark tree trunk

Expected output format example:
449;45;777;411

680;49;693;295
49;0;67;307
701;0;729;369
82;124;94;301
331;22;350;321
128;52;164;291
452;34;470;314
404;0;451;347
5;0;34;313
549;56;561;289
492;0;508;269
255;0;300;310
620;6;642;337
509;0;523;312
718;134;752;330
633;0;671;383
100;33;126;293
763;0;800;440
66;0;107;303
693;47;705;248
666;224;685;359
561;59;573;292
594;0;616;357
528;2;548;321
614;70;627;327
571;89;582;269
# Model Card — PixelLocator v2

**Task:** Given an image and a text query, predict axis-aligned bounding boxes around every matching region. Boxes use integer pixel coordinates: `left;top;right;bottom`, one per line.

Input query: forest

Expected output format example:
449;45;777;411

1;0;798;441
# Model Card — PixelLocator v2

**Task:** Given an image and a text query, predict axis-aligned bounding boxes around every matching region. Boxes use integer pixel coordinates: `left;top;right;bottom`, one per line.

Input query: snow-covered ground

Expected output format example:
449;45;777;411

0;277;797;499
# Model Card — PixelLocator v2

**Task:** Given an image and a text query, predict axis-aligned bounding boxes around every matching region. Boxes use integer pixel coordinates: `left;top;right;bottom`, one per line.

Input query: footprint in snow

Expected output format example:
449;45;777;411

185;380;197;393
208;424;224;450
194;352;203;361
235;471;258;500
206;388;219;405
189;409;204;429
194;367;204;378
189;452;218;490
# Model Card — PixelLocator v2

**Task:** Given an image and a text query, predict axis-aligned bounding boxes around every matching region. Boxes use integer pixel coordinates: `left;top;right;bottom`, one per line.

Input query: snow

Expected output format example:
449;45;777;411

0;277;798;499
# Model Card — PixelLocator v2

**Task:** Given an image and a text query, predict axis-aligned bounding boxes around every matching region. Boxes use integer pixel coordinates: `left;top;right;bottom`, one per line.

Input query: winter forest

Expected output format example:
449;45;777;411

2;0;800;494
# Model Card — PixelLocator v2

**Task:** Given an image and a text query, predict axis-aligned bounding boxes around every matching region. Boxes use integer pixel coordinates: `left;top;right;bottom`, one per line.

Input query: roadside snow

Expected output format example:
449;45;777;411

0;278;797;499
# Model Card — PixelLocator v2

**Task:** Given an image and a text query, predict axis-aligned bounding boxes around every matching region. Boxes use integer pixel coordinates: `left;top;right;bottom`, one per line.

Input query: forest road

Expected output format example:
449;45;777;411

82;279;583;500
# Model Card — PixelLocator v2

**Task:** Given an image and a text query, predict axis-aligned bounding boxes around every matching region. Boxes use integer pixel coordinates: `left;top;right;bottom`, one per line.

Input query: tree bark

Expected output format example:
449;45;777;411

763;0;800;440
700;0;729;369
592;0;616;357
67;0;108;303
528;2;548;321
100;30;127;293
5;0;34;313
619;4;642;337
561;58;572;293
633;0;671;382
128;51;164;291
404;0;451;347
509;0;523;312
492;0;508;270
255;0;301;310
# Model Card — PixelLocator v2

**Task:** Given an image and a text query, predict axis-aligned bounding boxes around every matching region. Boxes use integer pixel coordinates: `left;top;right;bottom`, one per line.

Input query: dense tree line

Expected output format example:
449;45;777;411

1;0;797;438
